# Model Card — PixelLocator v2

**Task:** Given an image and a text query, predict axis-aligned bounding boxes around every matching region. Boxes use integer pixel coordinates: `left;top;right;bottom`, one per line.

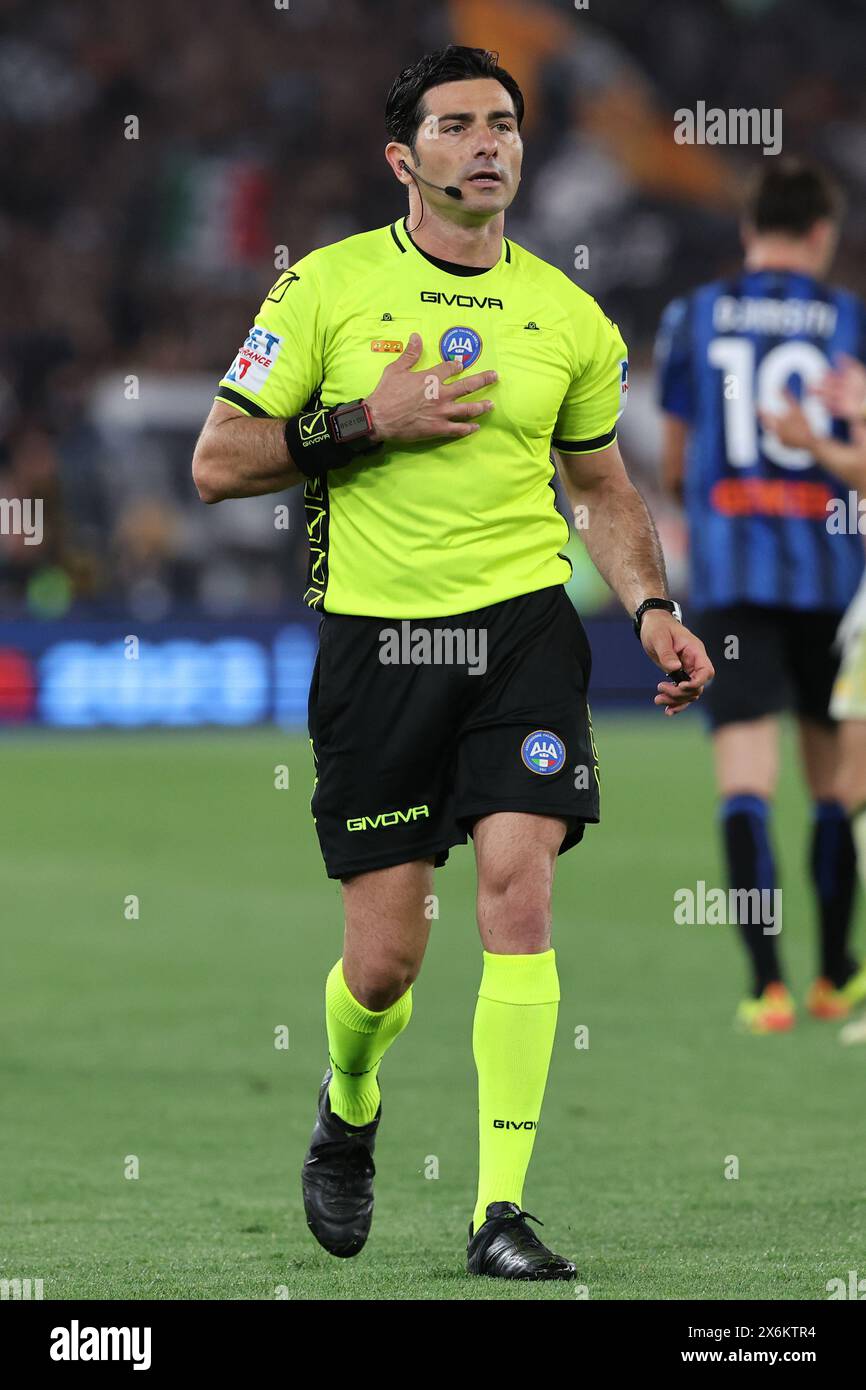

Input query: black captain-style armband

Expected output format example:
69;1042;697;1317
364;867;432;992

284;400;380;482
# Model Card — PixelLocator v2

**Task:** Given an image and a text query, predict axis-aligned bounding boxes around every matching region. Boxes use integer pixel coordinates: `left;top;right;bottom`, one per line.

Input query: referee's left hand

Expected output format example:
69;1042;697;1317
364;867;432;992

640;612;715;717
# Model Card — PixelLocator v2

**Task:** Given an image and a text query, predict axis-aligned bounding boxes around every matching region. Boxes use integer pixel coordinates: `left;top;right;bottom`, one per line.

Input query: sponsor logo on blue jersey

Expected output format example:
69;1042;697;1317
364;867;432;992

521;730;566;775
440;325;482;369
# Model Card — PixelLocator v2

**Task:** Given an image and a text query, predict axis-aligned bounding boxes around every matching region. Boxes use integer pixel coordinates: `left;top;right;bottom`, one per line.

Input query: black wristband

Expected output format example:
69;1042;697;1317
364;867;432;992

284;403;379;482
633;597;682;638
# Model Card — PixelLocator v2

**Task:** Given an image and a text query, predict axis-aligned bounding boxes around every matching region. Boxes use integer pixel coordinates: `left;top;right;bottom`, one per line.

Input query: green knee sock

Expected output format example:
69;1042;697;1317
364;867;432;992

472;949;560;1233
325;959;412;1126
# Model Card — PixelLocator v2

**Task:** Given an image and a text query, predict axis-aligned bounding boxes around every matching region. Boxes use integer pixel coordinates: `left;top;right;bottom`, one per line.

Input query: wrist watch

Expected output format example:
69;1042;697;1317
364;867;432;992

328;399;378;454
633;597;682;638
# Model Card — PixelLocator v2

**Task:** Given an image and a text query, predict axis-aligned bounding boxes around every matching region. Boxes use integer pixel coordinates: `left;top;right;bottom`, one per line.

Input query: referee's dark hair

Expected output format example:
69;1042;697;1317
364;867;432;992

385;45;524;155
745;159;843;236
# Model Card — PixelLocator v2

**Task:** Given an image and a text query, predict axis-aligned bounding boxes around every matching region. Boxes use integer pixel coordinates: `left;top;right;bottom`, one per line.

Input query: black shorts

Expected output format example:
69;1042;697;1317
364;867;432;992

307;584;600;879
694;603;844;730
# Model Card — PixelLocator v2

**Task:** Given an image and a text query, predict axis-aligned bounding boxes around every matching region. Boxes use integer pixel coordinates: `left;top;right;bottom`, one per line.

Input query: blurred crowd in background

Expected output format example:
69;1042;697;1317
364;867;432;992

3;0;866;621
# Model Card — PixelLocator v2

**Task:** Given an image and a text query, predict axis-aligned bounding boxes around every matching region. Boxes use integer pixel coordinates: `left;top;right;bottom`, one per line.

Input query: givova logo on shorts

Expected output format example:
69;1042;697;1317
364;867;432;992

347;805;430;831
521;730;566;775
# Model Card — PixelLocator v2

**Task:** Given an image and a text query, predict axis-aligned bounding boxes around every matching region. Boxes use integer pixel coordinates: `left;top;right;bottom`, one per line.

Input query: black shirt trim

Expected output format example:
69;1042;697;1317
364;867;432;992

396;218;506;277
215;386;272;418
552;427;617;454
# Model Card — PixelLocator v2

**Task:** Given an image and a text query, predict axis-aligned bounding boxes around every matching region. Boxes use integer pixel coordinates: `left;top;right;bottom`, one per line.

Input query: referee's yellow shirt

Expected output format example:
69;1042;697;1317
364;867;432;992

216;219;628;618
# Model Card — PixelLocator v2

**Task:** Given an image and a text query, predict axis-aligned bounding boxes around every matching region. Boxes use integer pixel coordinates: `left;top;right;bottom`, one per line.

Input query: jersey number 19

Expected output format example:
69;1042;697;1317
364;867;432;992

708;336;831;469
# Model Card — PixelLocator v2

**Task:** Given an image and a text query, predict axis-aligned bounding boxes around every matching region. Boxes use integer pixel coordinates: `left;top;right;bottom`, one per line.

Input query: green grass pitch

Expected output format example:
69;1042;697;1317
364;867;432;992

2;718;864;1301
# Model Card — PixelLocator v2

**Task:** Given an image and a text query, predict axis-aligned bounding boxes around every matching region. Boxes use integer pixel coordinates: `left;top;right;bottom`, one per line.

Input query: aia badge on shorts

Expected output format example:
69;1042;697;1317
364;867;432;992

440;325;482;369
521;730;566;775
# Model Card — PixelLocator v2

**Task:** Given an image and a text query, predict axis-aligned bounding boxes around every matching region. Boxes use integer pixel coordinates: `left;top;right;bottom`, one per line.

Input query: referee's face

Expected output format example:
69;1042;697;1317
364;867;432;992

413;78;522;216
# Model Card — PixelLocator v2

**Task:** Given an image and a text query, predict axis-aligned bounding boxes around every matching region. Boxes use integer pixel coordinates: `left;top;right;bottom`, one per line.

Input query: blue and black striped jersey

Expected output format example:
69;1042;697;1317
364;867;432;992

656;269;866;612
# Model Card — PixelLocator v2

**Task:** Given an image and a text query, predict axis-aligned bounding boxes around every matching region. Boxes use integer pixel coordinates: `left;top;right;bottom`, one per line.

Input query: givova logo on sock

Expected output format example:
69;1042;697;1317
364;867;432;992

493;1119;538;1130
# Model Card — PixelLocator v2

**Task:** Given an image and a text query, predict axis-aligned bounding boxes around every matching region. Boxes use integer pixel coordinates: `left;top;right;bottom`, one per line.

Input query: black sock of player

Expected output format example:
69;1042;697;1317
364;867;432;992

721;794;781;997
810;800;857;988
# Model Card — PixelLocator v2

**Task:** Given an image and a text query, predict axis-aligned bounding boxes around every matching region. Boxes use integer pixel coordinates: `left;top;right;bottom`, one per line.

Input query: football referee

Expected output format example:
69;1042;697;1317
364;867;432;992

193;45;714;1280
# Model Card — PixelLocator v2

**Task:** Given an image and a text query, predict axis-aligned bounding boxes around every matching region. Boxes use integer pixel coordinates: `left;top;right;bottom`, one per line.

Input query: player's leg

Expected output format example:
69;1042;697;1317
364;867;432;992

835;718;866;915
467;809;574;1278
308;606;464;1121
828;613;866;1036
303;863;437;1259
835;722;866;1037
713;717;792;1025
303;611;466;1256
788;608;859;1016
834;720;866;820
456;586;597;1279
326;859;433;1125
699;605;793;1030
797;718;858;1013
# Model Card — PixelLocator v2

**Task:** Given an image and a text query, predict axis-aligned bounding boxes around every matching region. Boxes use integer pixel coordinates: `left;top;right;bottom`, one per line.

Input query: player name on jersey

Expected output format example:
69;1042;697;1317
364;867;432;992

712;294;838;338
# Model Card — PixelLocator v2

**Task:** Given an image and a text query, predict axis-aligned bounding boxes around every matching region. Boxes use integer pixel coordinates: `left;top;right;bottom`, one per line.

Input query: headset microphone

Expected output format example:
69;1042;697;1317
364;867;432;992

399;160;462;200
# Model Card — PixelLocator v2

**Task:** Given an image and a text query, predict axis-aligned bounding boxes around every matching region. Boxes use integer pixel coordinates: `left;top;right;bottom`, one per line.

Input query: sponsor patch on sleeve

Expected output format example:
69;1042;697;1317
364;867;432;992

616;358;629;420
224;326;284;394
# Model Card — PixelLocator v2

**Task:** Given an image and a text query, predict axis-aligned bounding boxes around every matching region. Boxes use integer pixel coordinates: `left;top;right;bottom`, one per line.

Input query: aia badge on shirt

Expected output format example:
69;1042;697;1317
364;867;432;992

440;325;482;369
225;326;283;393
521;730;566;776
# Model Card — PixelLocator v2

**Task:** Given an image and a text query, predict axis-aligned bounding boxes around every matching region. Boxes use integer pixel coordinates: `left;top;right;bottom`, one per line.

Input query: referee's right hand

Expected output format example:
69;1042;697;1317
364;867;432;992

366;333;497;445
